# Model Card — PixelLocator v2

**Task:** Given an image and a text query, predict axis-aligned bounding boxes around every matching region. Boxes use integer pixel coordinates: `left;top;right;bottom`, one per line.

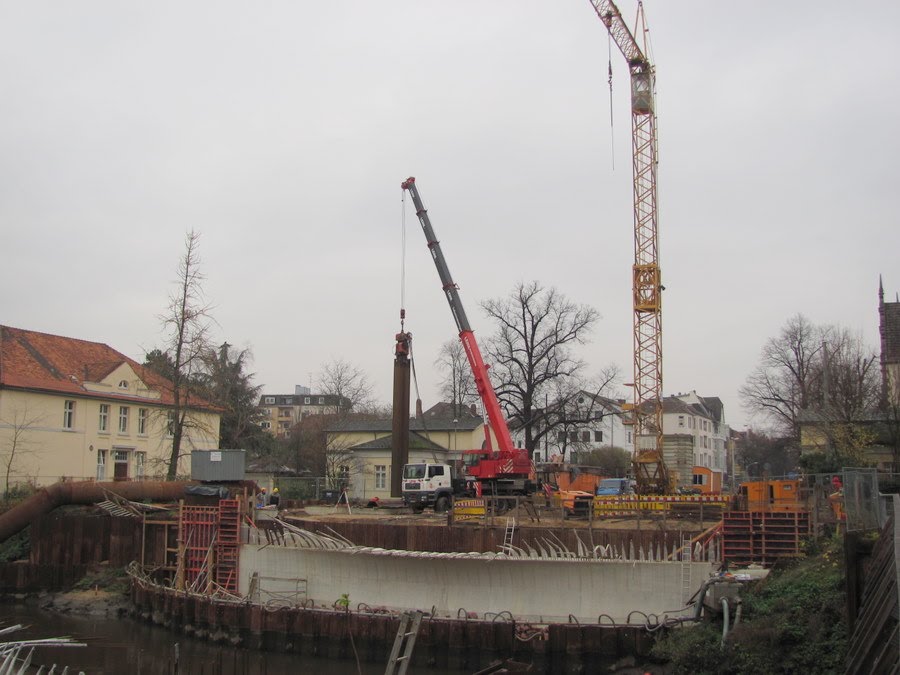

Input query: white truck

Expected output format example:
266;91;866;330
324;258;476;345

401;462;468;513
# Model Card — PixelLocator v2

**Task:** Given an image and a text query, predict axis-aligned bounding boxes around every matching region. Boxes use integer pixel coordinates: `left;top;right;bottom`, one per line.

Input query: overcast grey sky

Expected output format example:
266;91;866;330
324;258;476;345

2;1;898;431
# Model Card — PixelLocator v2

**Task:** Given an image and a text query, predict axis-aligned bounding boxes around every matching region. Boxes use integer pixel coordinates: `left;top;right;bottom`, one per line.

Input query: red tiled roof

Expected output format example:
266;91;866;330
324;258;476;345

0;325;212;409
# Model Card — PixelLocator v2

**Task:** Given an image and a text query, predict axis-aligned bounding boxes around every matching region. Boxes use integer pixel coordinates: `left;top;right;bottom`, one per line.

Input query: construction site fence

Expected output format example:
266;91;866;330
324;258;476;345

453;494;729;523
839;468;893;532
749;471;900;494
271;476;332;501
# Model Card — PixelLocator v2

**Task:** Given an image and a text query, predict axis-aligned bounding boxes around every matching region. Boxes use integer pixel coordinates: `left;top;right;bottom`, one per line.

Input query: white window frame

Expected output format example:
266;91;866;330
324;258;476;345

118;379;129;389
96;449;107;480
319;397;325;404
63;400;75;430
138;408;148;435
265;397;275;404
375;465;387;490
304;397;311;404
118;406;129;434
135;451;146;479
166;411;174;438
99;404;109;432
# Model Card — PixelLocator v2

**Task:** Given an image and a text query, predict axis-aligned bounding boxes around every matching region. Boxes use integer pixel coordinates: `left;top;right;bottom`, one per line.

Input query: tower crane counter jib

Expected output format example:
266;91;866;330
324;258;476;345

400;177;535;501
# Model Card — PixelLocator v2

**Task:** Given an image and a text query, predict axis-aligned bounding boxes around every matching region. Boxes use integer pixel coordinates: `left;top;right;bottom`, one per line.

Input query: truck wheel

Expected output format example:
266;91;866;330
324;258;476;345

434;495;451;513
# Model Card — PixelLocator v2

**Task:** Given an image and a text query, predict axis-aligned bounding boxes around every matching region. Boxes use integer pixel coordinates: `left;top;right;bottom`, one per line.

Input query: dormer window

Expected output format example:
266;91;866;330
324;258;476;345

118;380;129;389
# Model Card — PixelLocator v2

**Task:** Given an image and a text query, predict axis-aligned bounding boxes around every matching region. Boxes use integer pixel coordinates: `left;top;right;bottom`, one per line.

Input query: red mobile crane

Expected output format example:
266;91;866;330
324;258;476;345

401;177;535;497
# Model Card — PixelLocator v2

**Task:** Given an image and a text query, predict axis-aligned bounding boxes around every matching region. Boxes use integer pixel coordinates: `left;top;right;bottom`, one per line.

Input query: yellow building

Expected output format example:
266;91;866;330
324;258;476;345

797;410;894;470
0;325;220;488
326;402;491;501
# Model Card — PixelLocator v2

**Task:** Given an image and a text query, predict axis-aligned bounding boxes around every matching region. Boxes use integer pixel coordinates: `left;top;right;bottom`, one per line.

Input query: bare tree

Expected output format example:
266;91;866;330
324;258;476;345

282;411;370;488
741;315;881;447
740;314;824;438
481;281;606;457
159;230;214;479
434;339;477;418
315;359;373;412
0;406;44;498
822;327;880;422
735;428;799;478
539;373;620;459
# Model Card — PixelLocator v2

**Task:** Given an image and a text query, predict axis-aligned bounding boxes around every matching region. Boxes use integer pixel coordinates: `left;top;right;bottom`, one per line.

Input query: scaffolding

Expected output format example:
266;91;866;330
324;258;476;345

177;500;242;594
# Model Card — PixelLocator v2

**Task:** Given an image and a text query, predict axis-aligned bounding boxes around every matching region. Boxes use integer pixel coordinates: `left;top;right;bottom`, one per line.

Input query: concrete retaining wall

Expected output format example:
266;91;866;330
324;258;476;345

239;544;713;623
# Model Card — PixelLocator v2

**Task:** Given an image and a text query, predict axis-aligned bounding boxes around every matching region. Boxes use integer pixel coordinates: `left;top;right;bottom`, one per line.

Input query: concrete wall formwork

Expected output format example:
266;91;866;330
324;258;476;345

239;544;713;623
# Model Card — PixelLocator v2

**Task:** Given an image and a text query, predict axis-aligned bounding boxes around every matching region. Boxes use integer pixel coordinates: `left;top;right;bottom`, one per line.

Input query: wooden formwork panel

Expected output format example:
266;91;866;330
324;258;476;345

722;510;811;566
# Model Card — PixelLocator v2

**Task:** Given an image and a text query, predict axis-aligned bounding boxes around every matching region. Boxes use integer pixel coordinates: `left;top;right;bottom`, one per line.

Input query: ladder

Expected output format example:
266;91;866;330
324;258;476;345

502;517;516;550
522;498;540;523
385;610;423;675
216;499;241;593
680;534;693;605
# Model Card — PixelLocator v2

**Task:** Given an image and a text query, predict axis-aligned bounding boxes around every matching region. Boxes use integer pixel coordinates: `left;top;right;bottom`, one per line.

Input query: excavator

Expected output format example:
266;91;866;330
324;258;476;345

401;177;535;500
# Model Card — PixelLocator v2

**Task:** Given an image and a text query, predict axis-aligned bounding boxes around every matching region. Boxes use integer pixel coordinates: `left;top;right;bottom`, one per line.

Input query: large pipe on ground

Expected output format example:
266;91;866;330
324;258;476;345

0;480;194;543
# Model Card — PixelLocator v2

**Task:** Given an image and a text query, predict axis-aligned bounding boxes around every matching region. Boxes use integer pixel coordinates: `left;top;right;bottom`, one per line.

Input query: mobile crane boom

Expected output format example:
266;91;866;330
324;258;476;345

400;177;516;455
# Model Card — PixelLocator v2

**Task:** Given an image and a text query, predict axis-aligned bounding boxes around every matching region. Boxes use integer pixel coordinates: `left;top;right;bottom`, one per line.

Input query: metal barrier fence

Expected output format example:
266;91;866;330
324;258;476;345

842;467;889;531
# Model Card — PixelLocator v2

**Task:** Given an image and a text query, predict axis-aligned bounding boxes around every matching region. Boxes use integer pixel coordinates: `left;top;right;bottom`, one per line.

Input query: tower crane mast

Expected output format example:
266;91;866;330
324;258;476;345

588;0;669;493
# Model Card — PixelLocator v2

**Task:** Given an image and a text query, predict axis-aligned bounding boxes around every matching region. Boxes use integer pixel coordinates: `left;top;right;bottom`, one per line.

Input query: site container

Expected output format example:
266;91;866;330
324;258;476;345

191;449;246;482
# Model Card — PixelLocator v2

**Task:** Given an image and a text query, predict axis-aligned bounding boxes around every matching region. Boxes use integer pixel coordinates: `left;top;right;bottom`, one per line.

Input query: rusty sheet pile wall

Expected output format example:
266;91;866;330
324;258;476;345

1;512;145;592
130;579;660;672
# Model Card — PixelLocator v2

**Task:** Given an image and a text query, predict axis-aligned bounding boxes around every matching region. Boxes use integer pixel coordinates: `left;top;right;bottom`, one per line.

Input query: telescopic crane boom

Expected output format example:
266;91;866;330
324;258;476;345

400;177;516;455
588;0;669;493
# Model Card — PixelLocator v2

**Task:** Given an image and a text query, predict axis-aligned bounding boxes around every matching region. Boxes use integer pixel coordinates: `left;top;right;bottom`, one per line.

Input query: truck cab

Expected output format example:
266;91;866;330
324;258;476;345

402;462;464;512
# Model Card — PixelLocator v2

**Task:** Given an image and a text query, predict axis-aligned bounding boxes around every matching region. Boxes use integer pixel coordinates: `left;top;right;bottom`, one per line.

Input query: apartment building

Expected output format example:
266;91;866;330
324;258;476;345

258;385;350;438
662;392;729;472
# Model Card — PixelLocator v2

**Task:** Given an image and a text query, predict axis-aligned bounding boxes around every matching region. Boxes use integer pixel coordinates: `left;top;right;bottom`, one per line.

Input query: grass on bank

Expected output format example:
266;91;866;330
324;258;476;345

651;535;848;675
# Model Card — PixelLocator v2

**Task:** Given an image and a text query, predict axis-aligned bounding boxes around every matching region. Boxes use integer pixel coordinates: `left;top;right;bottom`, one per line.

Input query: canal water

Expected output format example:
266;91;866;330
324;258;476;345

1;602;459;674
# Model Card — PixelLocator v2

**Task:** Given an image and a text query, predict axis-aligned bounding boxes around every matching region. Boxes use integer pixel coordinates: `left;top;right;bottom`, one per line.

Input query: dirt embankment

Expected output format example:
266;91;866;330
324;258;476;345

38;587;131;617
33;563;132;617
